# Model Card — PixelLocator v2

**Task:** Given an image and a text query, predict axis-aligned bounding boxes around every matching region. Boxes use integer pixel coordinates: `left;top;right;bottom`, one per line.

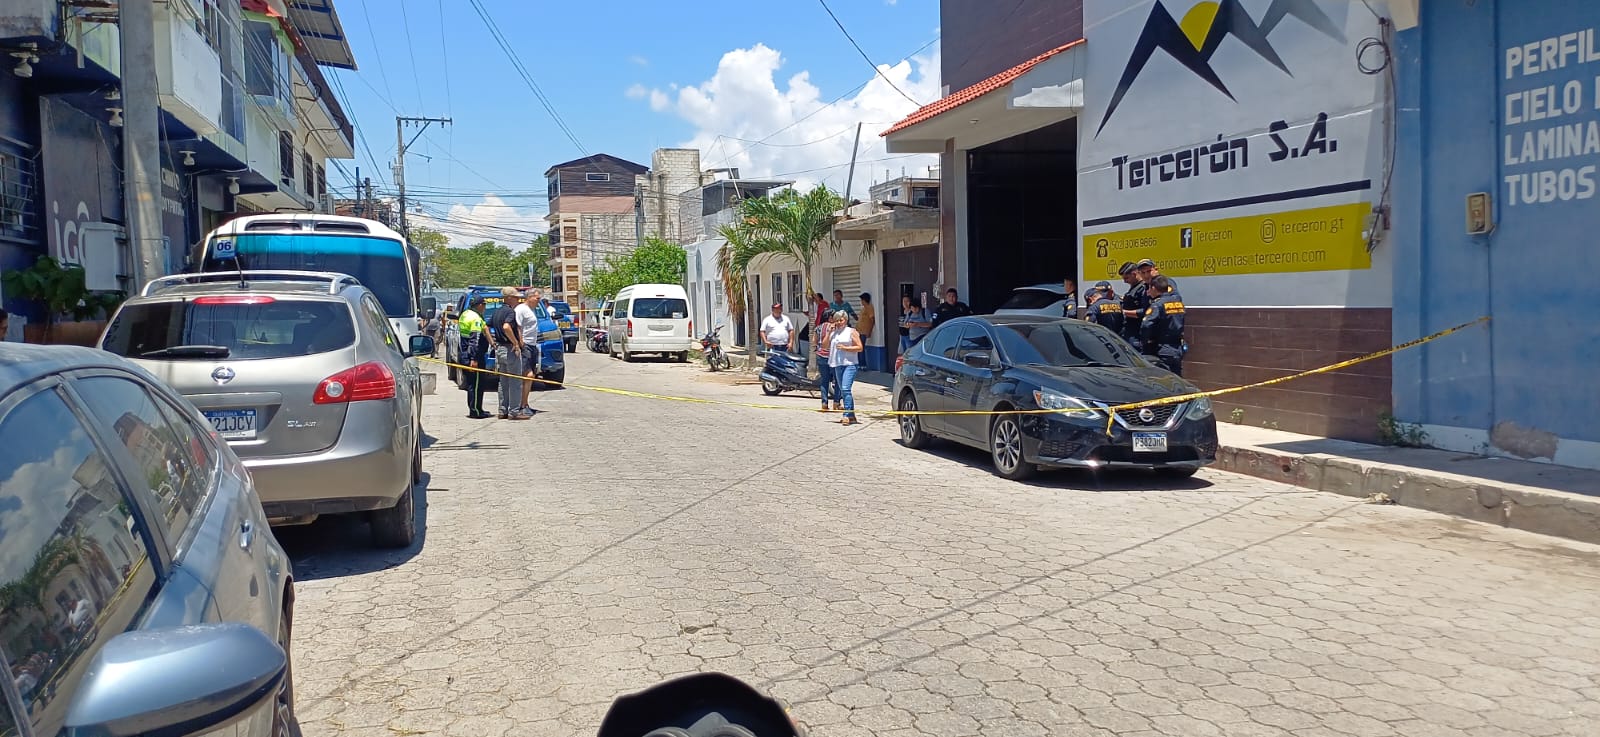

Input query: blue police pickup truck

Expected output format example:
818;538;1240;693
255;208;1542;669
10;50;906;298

549;300;580;352
445;285;566;390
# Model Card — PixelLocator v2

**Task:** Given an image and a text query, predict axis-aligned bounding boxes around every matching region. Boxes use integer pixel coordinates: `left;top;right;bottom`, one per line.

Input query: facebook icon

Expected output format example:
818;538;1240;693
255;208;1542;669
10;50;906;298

1180;227;1194;249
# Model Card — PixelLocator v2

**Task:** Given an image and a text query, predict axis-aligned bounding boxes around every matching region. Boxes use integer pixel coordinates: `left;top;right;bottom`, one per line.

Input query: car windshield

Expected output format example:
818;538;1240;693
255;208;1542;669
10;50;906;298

997;289;1065;310
550;302;573;317
102;299;356;360
993;321;1147;368
632;297;688;319
203;234;414;318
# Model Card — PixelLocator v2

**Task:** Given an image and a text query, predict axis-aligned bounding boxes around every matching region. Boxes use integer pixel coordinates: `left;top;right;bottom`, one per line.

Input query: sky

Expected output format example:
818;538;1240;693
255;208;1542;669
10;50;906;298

323;0;943;248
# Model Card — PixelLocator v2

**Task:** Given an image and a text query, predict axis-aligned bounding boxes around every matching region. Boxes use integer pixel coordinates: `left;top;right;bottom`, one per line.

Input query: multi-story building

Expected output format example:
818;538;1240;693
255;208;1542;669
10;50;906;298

544;149;705;312
885;0;1400;443
0;0;357;335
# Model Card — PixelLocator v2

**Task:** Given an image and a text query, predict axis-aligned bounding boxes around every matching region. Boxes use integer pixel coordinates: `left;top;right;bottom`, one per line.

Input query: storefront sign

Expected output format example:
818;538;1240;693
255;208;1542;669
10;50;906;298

40;97;121;267
1080;0;1384;280
1500;25;1600;207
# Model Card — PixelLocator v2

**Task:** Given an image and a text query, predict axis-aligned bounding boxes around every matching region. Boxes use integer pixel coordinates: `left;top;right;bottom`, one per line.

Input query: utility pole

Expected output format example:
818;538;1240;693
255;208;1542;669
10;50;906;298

394;115;452;239
634;182;645;249
121;0;165;288
842;122;864;206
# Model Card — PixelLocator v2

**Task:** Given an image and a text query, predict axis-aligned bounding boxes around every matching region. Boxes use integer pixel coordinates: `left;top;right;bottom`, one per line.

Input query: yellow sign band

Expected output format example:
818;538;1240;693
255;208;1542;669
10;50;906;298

1084;201;1374;279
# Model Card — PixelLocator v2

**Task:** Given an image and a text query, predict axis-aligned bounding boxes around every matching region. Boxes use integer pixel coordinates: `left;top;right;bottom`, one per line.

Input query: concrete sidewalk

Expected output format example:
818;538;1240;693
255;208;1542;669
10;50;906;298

1217;424;1600;544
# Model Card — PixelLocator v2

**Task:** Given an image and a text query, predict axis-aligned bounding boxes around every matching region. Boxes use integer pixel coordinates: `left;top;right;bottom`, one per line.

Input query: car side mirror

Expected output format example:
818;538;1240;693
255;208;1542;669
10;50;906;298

962;351;995;369
421;308;437;320
65;623;286;737
410;335;436;356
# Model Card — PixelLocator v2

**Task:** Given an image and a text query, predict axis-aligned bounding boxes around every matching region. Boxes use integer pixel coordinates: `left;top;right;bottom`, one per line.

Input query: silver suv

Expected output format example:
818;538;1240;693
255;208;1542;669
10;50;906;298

99;271;432;548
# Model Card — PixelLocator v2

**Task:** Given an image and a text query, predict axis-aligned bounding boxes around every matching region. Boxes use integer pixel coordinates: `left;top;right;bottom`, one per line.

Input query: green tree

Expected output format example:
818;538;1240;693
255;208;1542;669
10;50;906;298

436;238;551;288
409;227;449;288
580;237;687;301
717;185;845;312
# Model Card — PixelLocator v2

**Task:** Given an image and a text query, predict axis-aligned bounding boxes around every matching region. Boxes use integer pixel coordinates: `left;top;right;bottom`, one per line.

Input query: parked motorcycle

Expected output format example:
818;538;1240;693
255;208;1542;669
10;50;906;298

598;672;798;737
587;327;609;354
758;349;820;396
700;325;732;371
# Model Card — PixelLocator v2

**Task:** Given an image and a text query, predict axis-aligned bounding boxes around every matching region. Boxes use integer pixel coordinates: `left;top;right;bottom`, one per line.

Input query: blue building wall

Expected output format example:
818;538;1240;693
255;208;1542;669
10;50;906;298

1395;0;1600;468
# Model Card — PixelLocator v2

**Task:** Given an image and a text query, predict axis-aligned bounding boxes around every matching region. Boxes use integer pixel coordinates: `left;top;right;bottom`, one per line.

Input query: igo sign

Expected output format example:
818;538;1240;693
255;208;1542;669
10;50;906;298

212;239;237;260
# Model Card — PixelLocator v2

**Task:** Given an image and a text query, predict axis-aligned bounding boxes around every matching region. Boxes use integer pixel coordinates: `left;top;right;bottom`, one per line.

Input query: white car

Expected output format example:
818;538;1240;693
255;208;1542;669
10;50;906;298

993;283;1076;318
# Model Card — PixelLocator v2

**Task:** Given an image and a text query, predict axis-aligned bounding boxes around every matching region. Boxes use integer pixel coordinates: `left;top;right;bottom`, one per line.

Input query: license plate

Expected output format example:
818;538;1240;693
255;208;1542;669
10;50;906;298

559;320;572;329
650;324;672;331
205;409;258;440
1132;432;1168;453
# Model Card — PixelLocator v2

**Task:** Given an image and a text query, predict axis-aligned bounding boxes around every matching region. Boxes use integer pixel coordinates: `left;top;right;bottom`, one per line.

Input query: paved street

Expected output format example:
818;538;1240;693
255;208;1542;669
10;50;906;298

278;352;1600;737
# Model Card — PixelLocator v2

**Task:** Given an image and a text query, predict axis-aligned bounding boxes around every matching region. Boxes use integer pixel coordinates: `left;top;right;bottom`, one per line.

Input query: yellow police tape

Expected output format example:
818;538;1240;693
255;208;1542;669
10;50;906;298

425;316;1490;430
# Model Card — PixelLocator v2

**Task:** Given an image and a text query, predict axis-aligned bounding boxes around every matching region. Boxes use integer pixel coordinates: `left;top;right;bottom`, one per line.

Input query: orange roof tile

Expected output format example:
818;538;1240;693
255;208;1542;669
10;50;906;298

881;39;1085;137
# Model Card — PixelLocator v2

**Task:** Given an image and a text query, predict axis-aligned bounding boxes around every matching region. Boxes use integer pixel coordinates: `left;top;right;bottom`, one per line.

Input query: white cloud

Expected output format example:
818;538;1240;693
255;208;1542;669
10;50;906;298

637;43;942;194
625;83;649;99
629;54;650;67
413;193;548;250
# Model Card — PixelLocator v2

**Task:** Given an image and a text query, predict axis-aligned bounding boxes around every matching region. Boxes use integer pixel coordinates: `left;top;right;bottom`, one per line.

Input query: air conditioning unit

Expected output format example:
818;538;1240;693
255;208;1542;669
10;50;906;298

316;195;335;213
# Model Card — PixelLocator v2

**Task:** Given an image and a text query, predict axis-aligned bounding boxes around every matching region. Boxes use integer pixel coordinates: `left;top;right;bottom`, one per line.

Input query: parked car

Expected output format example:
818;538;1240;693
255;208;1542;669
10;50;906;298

0;343;299;737
549;300;580;352
98;270;431;547
892;315;1217;480
442;285;566;389
994;283;1075;319
609;283;694;362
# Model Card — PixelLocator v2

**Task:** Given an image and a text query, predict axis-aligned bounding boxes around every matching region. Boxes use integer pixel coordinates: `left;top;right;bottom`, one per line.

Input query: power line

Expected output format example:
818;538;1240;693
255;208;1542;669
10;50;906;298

354;0;399;111
464;0;594;162
397;0;427;111
814;0;922;106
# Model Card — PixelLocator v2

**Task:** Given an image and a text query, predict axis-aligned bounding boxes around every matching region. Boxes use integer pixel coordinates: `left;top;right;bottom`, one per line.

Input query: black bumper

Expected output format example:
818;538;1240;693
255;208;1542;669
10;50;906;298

1019;414;1219;469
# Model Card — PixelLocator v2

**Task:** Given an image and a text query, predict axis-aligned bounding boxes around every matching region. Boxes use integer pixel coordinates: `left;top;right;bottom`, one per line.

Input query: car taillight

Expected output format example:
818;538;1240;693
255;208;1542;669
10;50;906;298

627;319;634;337
193;295;275;305
314;362;396;404
689;320;694;337
895;355;905;373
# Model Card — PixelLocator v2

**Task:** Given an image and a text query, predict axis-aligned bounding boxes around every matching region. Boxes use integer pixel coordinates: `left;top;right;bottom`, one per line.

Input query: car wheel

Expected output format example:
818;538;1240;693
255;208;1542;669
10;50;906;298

545;367;565;388
1157;466;1199;479
761;377;782;396
990;413;1037;481
899;392;932;449
679;352;690;363
272;613;303;737
622;346;635;362
411;441;422;485
370;483;416;548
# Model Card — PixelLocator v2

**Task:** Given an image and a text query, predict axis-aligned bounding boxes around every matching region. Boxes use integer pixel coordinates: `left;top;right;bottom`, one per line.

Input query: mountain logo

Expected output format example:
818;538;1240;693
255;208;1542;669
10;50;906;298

1094;0;1346;137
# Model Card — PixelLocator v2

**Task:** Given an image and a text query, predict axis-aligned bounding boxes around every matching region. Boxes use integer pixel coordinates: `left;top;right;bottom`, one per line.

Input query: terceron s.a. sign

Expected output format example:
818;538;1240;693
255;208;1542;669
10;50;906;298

1079;0;1384;280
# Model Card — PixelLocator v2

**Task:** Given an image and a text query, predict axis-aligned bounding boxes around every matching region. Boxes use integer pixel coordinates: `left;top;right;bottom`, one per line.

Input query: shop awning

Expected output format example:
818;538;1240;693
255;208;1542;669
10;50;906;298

883;39;1086;154
283;0;357;70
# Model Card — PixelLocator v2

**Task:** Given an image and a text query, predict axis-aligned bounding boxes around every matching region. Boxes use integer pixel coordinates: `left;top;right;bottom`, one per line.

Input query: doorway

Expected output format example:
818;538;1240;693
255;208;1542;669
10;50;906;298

967;118;1078;313
882;244;939;370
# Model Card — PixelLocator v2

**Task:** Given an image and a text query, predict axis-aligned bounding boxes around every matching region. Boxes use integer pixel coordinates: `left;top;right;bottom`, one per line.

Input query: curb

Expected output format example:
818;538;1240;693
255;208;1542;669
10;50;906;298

1215;444;1600;545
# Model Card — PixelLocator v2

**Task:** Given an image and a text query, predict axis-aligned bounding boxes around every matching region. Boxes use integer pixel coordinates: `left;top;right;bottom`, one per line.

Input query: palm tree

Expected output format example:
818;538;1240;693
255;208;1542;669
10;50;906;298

728;185;847;308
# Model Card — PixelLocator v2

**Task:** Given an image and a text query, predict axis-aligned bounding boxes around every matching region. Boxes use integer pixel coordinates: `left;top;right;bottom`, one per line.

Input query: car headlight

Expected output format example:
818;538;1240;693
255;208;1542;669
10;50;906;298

1033;389;1103;419
1184;396;1214;420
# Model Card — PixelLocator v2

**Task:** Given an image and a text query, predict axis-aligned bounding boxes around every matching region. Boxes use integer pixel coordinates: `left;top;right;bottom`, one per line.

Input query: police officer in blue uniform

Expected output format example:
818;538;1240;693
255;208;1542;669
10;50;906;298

1140;276;1186;376
1117;262;1145;351
1084;281;1125;337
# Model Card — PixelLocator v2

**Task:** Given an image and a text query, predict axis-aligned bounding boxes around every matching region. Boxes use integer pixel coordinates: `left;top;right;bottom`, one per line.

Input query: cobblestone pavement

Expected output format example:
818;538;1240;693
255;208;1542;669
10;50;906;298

277;352;1600;737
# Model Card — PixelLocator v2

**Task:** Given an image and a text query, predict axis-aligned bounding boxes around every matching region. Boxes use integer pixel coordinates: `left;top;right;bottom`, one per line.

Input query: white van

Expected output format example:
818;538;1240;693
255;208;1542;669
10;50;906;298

609;283;694;362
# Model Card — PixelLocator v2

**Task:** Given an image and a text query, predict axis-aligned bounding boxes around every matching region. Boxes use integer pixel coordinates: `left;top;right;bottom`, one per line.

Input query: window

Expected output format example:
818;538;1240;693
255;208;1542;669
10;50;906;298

546;173;560;200
563;246;578;259
0;387;157;737
550;273;562;292
243;19;289;101
771;274;783;313
613;299;630;319
316;164;327;198
585;172;611;182
74;376;215;534
787;272;804;312
565;276;580;292
0;146;38;239
200;234;414;318
359;295;399;352
549;245;561;259
921;323;962;360
562;226;578;242
302;151;314;196
565;264;579;272
631;297;687;319
278;131;295;186
953;325;995;360
993;322;1147;368
102;298;357;360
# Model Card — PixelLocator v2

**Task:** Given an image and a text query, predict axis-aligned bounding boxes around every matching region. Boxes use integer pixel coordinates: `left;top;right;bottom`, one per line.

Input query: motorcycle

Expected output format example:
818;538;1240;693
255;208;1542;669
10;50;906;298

598;673;799;737
758;348;821;396
700;325;731;371
588;326;609;354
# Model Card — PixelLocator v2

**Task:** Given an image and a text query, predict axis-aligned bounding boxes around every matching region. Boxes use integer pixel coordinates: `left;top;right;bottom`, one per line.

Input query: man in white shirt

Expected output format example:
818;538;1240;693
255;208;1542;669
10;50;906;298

515;291;543;413
759;302;794;355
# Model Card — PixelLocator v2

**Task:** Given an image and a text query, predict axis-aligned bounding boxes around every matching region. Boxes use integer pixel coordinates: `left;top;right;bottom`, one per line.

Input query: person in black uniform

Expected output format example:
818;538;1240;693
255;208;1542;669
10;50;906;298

1084;281;1125;337
1117;262;1145;351
930;288;973;329
1135;258;1178;297
1141;276;1186;376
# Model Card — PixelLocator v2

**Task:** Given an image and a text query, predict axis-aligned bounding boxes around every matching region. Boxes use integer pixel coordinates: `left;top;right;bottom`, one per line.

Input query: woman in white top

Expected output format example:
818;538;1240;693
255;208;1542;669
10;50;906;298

826;310;865;425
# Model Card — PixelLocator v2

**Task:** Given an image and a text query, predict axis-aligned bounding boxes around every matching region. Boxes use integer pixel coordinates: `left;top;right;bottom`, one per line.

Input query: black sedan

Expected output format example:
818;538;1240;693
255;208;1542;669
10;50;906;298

892;315;1218;480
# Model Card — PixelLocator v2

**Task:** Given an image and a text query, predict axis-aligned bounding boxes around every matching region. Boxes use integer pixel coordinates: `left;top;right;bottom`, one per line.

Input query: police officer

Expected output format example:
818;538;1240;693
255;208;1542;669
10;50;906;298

1141;276;1186;376
1117;262;1145;351
1084;281;1125;337
458;297;492;419
1135;258;1178;298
